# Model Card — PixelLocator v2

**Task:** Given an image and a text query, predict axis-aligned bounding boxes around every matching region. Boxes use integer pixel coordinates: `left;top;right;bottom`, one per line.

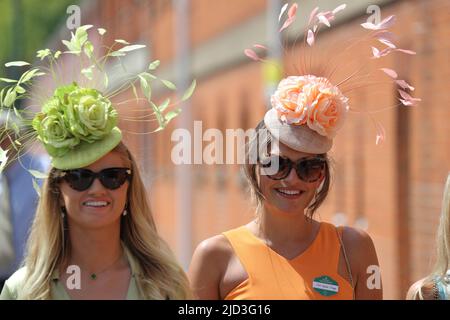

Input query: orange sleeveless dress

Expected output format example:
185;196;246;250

222;222;354;300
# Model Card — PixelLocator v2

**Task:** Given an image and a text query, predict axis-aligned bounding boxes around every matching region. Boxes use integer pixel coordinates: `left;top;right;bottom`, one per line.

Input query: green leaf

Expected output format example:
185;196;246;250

139;75;151;100
14;140;22;146
13;107;21;119
62;39;81;54
65;50;82;55
131;83;139;101
159;98;170;112
5;61;30;67
118;44;146;53
3;88;17;107
78;24;93;32
18;68;45;84
75;25;92;46
61;40;72;50
150;101;164;126
62;26;93;56
54;51;62;59
29;169;48;179
32;178;41;197
84;41;94;59
109;51;126;57
182;79;197;101
148;60;160;70
115;39;130;45
0;148;8;174
36;49;51;60
140;73;156;82
164;108;182;123
81;65;95;80
0;78;17;83
161;79;176;90
143;73;156;81
98;28;107;36
0;87;5;107
14;86;26;94
11;123;20;135
103;74;109;89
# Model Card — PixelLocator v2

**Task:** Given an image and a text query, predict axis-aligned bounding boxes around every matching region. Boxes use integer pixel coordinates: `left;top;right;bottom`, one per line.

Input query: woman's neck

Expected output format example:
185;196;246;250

255;204;317;246
65;223;123;273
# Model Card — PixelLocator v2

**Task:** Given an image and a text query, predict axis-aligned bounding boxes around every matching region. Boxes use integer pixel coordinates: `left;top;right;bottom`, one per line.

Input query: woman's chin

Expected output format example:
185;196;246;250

69;212;121;229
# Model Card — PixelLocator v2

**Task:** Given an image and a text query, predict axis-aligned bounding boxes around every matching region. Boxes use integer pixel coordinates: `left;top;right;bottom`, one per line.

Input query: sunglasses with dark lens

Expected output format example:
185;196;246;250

259;155;326;182
59;167;132;191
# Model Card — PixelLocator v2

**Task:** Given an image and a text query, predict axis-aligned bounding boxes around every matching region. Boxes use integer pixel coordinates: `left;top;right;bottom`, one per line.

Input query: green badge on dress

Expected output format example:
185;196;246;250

312;275;339;296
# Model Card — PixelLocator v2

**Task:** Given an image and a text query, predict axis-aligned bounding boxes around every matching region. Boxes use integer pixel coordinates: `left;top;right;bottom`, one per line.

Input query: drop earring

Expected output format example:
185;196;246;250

122;205;128;216
61;207;67;219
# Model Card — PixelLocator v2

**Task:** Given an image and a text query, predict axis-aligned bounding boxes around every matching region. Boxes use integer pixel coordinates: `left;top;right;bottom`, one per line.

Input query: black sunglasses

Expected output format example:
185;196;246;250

259;155;326;182
58;167;132;191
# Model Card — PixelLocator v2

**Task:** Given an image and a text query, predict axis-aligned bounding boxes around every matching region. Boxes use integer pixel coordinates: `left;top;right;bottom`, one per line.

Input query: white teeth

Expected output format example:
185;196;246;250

277;189;301;195
83;201;109;207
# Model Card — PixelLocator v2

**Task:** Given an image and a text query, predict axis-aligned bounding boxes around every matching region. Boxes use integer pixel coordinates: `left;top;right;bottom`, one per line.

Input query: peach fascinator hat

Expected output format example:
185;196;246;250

245;3;421;154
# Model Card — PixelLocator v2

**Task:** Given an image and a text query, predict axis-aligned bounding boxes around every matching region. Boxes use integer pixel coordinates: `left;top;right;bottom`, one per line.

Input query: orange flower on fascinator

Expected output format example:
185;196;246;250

245;2;422;146
271;75;349;138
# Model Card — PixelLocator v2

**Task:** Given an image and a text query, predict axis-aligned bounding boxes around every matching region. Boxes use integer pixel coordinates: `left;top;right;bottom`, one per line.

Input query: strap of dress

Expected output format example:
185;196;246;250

336;226;355;300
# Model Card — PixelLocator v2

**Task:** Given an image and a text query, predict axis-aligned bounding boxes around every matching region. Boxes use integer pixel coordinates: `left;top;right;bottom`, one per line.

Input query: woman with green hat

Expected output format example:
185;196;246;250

0;26;193;300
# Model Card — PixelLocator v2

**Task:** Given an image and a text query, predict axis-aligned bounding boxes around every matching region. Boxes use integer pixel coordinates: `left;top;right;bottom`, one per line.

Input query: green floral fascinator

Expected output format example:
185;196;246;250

0;25;196;172
31;83;121;169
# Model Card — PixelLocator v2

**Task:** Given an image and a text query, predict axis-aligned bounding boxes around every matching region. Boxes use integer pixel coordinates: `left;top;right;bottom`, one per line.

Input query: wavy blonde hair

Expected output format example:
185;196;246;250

407;173;450;300
18;142;191;299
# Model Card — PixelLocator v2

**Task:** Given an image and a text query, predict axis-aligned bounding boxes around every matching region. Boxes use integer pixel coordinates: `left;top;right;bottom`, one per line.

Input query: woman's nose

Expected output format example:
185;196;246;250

87;177;107;194
284;165;301;183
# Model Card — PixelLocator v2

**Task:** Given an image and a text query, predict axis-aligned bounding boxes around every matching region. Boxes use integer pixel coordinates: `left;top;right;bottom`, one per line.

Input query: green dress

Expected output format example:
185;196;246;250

0;244;142;300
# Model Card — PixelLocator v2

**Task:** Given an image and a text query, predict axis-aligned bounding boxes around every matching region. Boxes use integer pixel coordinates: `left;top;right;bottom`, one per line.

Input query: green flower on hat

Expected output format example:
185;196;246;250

32;104;79;157
65;87;117;143
1;25;196;172
32;83;117;158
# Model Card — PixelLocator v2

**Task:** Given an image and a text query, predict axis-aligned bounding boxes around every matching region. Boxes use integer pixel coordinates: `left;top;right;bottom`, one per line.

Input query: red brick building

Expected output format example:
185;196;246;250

46;0;449;299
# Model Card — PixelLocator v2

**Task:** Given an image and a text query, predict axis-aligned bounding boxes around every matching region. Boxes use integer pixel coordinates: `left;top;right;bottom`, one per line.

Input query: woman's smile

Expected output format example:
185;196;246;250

81;198;112;213
274;187;305;199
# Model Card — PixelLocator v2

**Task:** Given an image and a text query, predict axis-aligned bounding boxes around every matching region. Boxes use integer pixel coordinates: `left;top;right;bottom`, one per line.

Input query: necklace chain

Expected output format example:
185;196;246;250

71;251;124;280
90;252;124;280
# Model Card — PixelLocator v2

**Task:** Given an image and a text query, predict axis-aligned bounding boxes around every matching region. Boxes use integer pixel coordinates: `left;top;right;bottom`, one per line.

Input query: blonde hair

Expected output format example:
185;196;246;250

407;173;450;299
18;142;191;299
242;120;331;219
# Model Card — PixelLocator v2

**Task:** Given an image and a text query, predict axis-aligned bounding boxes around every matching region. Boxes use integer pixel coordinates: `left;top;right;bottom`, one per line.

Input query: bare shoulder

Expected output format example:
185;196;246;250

188;234;235;299
339;226;382;299
191;234;234;266
340;226;376;256
339;226;379;274
340;226;374;247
